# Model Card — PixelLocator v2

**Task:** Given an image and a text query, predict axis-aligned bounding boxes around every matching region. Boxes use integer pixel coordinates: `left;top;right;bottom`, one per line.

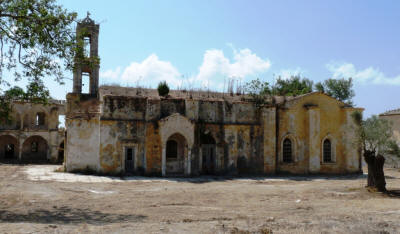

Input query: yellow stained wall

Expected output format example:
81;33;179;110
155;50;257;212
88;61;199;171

144;122;162;175
278;93;361;174
99;120;146;174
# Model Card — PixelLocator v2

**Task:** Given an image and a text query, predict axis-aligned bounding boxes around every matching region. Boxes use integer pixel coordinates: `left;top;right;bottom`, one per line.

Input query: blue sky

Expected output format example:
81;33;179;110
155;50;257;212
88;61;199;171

7;0;400;117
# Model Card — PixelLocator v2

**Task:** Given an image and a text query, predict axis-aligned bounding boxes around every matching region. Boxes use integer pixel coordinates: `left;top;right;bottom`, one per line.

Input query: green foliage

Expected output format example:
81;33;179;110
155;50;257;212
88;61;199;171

271;75;313;96
315;78;355;105
387;141;400;158
353;114;396;156
25;78;50;104
0;0;77;84
244;78;271;107
0;80;50;122
0;97;12;124
4;86;25;99
351;110;363;126
157;81;170;97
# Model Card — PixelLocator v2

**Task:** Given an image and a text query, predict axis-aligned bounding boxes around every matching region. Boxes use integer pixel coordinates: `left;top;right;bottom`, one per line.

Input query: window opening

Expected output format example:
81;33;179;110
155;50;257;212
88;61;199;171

82;72;90;94
35;113;45;126
83;36;91;57
58;115;65;129
323;139;332;162
283;138;292;163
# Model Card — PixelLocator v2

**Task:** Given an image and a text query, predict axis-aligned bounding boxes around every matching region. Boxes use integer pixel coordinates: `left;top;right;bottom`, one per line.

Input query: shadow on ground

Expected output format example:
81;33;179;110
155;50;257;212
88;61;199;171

123;173;368;184
0;206;146;224
386;189;400;198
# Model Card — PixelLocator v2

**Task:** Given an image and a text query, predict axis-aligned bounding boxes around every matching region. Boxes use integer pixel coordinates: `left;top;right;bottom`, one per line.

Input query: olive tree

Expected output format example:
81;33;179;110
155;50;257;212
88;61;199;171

352;112;399;192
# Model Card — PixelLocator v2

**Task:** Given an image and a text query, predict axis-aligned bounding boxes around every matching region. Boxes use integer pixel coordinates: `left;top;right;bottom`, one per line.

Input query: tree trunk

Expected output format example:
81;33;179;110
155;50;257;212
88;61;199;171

374;154;386;192
363;150;386;192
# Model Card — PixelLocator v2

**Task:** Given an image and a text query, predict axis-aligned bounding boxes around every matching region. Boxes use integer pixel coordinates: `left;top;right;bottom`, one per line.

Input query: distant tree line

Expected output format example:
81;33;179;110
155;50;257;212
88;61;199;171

245;75;355;106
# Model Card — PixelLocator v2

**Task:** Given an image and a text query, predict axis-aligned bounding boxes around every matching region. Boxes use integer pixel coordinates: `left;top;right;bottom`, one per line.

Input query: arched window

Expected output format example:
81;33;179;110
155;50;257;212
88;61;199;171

282;138;292;163
35;112;45;126
323;139;332;162
166;140;178;159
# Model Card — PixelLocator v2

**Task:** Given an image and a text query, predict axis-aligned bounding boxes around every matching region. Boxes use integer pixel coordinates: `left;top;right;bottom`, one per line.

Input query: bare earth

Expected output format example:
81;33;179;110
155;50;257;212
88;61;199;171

0;164;399;234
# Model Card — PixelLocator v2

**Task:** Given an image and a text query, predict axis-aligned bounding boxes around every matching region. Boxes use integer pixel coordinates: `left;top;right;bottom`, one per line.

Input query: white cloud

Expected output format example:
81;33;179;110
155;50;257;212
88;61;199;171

99;47;270;89
100;67;121;80
327;62;400;85
121;54;181;86
195;48;271;87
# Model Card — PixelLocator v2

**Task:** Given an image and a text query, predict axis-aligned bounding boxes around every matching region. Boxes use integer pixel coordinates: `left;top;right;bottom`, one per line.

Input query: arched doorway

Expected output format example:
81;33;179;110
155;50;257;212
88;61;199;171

201;133;216;175
165;133;187;175
58;141;64;164
22;136;48;163
0;135;19;160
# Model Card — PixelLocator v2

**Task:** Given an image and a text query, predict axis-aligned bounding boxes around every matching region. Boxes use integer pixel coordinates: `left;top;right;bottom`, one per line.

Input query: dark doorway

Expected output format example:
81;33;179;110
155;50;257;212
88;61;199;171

0;135;19;160
58;142;64;163
125;147;135;174
201;133;216;175
5;144;15;159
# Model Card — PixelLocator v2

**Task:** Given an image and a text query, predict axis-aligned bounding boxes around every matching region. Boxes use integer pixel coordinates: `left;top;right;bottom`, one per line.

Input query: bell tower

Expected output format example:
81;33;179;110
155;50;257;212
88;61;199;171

73;12;100;95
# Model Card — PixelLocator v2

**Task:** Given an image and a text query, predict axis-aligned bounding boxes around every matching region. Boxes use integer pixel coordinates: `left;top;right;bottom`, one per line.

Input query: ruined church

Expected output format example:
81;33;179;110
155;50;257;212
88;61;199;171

63;15;364;176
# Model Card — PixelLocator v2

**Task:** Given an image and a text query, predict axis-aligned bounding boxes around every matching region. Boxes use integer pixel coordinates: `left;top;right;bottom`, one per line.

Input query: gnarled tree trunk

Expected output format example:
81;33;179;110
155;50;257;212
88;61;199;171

363;150;386;192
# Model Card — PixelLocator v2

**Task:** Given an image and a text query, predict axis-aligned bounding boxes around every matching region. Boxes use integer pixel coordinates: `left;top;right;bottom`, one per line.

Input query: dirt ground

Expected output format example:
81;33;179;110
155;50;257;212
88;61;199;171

0;164;399;234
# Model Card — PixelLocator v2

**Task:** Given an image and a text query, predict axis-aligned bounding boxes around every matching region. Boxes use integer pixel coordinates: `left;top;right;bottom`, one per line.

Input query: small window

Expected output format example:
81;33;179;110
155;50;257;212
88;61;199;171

283;138;292;163
166;140;178;159
35;113;45;126
323;139;332;162
31;142;38;152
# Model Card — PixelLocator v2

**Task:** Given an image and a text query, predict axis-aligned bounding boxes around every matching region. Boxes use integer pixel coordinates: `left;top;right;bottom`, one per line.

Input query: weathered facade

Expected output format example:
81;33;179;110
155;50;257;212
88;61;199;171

65;15;363;176
0;100;66;163
65;87;363;176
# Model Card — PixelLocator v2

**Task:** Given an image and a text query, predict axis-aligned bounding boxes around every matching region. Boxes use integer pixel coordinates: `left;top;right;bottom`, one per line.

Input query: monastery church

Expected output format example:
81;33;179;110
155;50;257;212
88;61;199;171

65;15;363;176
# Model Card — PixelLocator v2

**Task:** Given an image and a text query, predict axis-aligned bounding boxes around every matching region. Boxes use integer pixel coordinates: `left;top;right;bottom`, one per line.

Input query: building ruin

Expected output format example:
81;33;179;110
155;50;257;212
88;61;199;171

64;15;364;176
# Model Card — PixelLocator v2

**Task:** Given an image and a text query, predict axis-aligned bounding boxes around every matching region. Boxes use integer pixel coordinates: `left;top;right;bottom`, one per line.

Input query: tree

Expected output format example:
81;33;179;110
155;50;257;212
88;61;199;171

0;0;76;122
352;112;400;192
0;80;49;123
244;78;271;107
271;75;313;96
0;0;77;85
315;78;355;105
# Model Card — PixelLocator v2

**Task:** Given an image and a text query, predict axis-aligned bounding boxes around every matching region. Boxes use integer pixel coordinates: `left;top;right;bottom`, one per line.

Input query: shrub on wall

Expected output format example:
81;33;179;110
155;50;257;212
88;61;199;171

157;81;170;97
